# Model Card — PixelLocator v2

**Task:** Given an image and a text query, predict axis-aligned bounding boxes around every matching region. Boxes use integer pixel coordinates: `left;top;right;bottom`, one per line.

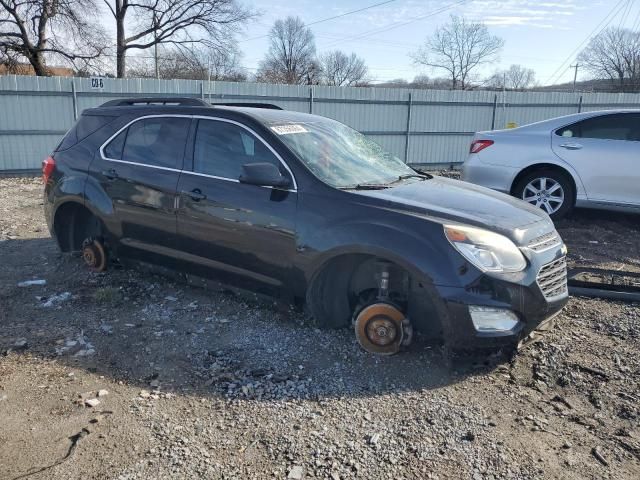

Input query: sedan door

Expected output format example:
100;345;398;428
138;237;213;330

91;115;191;261
551;112;640;206
175;118;297;295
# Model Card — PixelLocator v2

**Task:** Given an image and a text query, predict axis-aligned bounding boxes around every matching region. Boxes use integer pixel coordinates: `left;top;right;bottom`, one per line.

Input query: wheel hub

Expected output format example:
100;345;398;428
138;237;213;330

81;238;107;272
354;303;408;355
522;177;564;214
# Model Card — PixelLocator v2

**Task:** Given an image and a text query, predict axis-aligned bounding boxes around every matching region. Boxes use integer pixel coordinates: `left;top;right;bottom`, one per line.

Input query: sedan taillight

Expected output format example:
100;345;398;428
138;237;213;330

42;156;55;184
469;139;494;154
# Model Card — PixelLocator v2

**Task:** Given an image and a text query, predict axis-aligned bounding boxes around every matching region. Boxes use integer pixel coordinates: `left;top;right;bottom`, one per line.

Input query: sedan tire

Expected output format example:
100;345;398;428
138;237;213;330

513;169;574;220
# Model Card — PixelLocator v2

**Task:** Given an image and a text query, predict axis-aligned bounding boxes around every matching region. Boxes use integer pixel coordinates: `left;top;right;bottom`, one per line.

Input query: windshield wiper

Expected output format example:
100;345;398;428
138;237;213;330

338;183;391;190
397;173;431;181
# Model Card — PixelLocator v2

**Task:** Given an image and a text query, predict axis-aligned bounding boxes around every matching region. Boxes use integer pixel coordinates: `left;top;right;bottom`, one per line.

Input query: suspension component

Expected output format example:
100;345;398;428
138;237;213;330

81;238;108;272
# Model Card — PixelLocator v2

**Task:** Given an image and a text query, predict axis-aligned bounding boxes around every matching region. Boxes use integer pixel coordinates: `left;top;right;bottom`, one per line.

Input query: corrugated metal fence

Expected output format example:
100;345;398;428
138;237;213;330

1;75;640;172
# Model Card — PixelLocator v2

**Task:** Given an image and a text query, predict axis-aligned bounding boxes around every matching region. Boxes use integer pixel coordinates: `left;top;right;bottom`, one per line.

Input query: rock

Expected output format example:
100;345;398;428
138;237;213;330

13;338;28;349
562;441;573;449
369;433;380;445
150;380;160;389
0;394;7;402
164;295;178;302
85;398;101;407
139;390;151;398
592;446;608;466
287;466;304;479
97;389;109;397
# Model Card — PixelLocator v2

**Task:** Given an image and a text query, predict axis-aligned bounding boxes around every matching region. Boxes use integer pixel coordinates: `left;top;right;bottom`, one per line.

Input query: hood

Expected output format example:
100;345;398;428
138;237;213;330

352;176;552;242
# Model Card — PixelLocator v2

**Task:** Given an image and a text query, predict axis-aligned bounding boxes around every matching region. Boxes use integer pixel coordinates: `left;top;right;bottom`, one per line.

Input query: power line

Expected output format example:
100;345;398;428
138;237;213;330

239;0;398;43
322;0;472;50
546;0;628;85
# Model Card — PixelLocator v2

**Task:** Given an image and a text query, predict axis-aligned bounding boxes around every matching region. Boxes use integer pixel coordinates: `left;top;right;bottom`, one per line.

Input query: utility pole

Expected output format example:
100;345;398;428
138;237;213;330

153;12;159;79
570;63;579;92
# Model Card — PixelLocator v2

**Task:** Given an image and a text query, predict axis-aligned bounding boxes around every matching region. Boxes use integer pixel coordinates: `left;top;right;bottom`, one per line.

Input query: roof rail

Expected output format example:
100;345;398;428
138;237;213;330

213;102;283;110
100;97;209;107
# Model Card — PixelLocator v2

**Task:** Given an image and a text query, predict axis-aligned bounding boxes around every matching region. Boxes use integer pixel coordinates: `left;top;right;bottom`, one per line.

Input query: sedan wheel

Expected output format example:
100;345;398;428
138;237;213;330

513;169;575;220
522;177;564;215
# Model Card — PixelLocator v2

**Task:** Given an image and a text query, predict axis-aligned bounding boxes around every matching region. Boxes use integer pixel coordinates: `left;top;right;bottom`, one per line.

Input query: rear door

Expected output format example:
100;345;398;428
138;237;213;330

551;113;640;206
175;117;297;294
91;115;191;261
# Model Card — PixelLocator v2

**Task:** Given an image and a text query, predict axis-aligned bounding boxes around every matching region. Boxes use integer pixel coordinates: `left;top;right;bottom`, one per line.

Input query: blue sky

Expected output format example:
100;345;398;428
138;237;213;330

237;0;640;85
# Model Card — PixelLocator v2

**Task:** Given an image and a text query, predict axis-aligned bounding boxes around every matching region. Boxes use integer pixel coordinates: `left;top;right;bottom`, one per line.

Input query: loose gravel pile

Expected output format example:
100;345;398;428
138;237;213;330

1;176;639;479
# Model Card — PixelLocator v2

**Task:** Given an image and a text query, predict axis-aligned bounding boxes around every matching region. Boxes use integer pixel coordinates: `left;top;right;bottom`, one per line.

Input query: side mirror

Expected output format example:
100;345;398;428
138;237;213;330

239;162;291;189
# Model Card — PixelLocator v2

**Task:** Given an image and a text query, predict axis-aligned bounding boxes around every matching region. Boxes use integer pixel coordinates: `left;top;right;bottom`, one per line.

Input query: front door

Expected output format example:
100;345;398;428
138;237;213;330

90;115;191;261
552;112;640;206
175;118;297;294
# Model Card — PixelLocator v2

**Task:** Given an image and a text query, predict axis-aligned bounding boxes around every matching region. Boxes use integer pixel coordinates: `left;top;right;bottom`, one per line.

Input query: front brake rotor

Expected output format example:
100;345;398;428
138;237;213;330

354;303;406;355
82;238;107;272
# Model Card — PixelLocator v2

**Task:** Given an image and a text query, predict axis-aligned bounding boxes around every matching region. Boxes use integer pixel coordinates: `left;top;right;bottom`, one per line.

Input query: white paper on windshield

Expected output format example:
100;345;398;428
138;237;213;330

271;124;308;135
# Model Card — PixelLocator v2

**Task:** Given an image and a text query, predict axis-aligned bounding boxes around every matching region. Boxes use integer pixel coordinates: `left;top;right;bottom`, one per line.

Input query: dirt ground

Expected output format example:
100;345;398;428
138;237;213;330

1;176;639;480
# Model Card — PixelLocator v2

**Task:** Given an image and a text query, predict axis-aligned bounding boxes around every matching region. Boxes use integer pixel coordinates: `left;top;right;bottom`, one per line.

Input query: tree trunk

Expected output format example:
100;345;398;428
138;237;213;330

116;12;126;78
28;50;49;76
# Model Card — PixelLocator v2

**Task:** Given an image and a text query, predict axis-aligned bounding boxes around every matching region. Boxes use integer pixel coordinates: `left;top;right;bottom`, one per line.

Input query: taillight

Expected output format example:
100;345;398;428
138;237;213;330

469;139;494;154
42;156;55;184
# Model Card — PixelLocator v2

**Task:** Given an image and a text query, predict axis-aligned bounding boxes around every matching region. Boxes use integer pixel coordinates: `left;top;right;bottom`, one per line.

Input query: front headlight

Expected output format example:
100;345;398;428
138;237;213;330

444;224;527;273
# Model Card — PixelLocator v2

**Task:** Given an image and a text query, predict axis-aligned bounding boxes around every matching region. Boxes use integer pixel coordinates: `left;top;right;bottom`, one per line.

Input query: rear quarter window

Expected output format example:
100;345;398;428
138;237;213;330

56;114;118;151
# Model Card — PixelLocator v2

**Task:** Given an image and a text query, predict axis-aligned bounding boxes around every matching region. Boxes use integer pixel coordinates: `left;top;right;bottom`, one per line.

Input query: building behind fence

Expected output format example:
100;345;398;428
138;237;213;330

1;75;640;172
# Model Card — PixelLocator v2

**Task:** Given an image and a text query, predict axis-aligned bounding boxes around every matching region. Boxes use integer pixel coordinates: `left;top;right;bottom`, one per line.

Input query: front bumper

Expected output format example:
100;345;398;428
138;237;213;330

433;252;569;350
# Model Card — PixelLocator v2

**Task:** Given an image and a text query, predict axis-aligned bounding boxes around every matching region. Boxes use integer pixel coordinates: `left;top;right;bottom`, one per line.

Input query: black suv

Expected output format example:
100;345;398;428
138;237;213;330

44;97;569;355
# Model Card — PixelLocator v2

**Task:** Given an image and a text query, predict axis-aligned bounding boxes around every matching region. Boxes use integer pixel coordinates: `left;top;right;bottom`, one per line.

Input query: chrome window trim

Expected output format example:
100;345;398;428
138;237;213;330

98;114;298;192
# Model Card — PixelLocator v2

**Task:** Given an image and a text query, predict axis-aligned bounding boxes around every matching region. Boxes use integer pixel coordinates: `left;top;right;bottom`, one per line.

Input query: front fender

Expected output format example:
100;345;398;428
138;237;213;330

300;219;466;288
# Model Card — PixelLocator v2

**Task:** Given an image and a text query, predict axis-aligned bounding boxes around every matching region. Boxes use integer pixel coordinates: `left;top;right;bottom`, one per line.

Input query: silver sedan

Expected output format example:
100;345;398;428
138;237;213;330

461;109;640;219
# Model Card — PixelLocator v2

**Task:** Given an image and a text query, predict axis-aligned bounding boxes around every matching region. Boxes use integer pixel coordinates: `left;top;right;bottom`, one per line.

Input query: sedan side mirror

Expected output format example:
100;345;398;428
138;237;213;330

239;162;291;189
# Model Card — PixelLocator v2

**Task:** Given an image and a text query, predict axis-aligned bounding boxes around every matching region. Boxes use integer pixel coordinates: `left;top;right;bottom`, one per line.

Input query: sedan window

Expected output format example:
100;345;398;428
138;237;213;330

556;113;640;141
193;119;285;180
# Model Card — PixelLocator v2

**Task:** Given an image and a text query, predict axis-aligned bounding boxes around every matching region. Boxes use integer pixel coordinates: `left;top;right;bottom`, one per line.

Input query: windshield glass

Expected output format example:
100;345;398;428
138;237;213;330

269;118;417;188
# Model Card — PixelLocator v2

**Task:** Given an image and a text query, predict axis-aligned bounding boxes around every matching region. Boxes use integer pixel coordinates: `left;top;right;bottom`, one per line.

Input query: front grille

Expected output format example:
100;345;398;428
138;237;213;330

528;231;561;252
537;256;568;299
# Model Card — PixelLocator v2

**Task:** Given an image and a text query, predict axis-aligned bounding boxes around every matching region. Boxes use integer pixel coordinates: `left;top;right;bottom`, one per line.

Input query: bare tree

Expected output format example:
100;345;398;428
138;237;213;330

256;16;317;85
411;15;504;90
127;45;246;81
578;27;640;92
486;64;536;90
319;50;368;86
104;0;252;78
0;0;107;75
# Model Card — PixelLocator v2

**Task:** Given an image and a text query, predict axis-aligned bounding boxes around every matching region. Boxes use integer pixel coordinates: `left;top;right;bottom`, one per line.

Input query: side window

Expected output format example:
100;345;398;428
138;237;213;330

104;129;126;159
118;117;190;168
193;120;284;179
556;114;639;141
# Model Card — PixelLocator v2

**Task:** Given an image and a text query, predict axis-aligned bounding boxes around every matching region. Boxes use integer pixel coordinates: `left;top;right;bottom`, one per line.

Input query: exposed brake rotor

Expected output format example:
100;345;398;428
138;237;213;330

82;238;108;272
354;302;411;355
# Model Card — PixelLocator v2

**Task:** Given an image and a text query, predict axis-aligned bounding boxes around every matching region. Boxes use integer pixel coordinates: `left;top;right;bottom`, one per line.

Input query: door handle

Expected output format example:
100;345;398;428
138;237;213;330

102;168;119;180
560;142;583;150
181;189;207;201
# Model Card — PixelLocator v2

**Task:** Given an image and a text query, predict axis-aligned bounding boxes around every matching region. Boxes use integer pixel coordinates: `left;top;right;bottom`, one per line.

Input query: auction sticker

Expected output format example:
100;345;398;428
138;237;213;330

271;124;308;135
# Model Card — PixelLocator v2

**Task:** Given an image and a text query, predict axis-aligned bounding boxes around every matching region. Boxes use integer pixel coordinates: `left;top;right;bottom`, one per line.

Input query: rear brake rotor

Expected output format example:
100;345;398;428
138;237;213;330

82;238;107;272
354;303;406;355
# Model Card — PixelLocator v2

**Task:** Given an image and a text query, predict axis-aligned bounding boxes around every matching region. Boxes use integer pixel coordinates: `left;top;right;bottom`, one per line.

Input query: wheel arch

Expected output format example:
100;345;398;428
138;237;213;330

52;200;104;252
304;246;447;336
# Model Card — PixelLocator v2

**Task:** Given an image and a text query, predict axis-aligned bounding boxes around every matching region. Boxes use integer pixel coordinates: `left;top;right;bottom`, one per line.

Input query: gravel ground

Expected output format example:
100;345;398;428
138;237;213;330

1;176;639;480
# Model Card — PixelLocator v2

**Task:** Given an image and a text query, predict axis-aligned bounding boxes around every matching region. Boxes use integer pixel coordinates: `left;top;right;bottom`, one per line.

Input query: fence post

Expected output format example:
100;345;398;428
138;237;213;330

200;81;205;100
71;78;78;121
309;87;314;114
490;94;497;130
577;95;583;113
404;92;413;164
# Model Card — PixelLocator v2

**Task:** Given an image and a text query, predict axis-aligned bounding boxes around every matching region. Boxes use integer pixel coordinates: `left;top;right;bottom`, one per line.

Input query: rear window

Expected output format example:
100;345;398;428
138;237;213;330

57;114;118;151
